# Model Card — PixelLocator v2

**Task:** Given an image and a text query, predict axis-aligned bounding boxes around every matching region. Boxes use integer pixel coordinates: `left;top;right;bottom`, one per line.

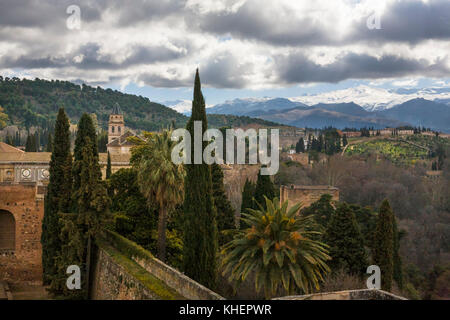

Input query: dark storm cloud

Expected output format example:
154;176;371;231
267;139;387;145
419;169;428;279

201;53;252;88
0;42;187;70
276;52;450;84
352;0;450;44
137;72;190;88
190;0;334;46
136;53;253;88
111;0;185;26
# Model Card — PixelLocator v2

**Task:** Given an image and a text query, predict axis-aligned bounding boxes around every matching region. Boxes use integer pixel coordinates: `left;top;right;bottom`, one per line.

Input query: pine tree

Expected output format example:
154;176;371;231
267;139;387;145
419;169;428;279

41;108;72;286
106;151;112;179
211;163;235;246
372;199;394;291
324;202;367;275
253;168;276;210
342;134;348;147
183;69;218;289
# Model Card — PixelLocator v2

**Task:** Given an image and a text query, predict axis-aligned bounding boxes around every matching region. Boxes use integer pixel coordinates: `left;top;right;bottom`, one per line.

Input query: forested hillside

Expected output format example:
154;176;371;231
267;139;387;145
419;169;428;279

0;77;281;131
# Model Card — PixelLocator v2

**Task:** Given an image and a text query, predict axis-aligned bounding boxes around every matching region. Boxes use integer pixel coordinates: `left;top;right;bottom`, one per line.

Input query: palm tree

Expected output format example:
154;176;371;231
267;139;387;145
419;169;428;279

135;129;185;262
221;197;331;299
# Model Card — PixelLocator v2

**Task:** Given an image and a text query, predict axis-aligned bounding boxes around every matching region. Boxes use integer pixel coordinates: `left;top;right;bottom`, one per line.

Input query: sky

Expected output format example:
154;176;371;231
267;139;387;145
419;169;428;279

1;0;450;109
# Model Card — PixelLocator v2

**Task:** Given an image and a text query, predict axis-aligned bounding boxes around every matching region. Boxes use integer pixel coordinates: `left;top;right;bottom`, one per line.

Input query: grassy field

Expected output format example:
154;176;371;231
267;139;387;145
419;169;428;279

345;134;448;166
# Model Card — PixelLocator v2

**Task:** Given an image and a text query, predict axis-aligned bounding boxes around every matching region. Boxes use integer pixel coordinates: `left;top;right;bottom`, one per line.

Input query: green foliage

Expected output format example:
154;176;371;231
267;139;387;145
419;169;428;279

211;163;236;246
183;70;218;289
295;137;305;153
392;217;403;289
253;169;276;211
41;108;72;286
240;178;256;214
372;199;394;291
106;151;112;179
221;197;330;299
134;129;185;262
0;77;280;131
109;168;155;249
301;194;335;232
50;213;86;299
323;203;368;276
0;105;8;129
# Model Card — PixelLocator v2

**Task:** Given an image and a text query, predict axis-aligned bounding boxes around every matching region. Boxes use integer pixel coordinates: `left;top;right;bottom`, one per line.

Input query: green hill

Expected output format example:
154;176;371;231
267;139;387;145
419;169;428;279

0;76;282;131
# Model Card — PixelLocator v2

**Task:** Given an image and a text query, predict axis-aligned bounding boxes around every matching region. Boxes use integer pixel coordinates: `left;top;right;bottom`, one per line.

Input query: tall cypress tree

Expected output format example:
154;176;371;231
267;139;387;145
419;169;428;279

46;132;53;152
41;108;72;285
372;199;394;291
240;178;255;214
183;69;218;289
253;168;276;210
392;216;403;289
324;202;367;275
211;163;235;246
72;113;99;212
106;151;112;179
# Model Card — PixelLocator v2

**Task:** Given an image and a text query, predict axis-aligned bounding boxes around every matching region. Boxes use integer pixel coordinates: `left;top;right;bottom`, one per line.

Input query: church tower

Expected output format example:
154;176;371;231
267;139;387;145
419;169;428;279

108;103;124;143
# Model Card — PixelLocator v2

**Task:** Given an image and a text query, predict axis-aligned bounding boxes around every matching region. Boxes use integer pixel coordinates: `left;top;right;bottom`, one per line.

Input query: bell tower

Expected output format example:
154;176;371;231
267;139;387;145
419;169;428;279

108;103;124;143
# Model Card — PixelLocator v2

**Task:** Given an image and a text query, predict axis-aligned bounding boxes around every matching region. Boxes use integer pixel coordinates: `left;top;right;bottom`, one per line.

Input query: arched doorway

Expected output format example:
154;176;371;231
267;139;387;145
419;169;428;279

0;210;15;253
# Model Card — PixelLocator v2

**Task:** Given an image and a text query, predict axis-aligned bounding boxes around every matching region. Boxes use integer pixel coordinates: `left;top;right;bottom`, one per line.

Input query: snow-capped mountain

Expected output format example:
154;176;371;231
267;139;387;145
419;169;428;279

206;97;307;116
161;100;192;114
289;85;450;111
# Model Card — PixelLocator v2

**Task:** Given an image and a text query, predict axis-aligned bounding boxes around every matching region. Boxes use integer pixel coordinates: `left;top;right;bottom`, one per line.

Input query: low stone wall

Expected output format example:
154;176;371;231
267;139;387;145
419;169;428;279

274;289;407;300
90;242;184;300
100;230;224;300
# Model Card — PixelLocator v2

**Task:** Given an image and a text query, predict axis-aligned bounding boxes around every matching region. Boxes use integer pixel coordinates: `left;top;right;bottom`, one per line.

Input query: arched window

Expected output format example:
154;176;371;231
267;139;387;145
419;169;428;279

112;126;115;133
0;210;15;253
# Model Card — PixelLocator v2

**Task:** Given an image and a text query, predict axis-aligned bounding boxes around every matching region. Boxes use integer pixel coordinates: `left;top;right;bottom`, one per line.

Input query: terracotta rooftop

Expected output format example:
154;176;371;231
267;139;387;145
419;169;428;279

0;142;24;153
0;151;130;164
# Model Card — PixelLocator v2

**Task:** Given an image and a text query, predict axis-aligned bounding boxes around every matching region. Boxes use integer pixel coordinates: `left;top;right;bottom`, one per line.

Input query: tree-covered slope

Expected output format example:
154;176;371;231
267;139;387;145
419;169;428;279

0;76;283;131
0;76;185;131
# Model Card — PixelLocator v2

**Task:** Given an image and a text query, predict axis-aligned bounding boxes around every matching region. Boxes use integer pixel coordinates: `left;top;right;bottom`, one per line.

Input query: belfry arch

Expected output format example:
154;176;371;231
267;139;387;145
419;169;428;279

0;209;16;253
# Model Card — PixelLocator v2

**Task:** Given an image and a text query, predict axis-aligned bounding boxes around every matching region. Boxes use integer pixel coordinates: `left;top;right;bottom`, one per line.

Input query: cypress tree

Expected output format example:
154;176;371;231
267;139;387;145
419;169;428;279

46;132;53;152
72;113;100;212
41;108;72;286
372;199;394;291
211;163;235;246
239;178;256;229
240;178;255;213
324;202;368;275
342;134;348;147
106;151;112;179
183;69;218;289
253;168;276;210
393;216;403;289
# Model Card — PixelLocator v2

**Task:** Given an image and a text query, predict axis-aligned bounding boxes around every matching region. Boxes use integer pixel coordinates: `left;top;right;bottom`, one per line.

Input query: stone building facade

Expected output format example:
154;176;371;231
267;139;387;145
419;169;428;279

0;142;130;283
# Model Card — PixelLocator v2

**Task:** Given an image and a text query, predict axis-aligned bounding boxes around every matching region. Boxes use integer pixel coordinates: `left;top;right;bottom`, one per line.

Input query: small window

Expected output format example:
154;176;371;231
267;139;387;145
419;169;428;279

118;126;121;133
112;126;115;133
